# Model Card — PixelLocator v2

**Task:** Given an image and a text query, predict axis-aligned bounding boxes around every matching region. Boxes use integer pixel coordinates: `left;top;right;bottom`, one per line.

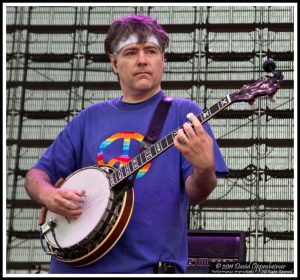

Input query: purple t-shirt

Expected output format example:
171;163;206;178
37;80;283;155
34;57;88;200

34;91;229;273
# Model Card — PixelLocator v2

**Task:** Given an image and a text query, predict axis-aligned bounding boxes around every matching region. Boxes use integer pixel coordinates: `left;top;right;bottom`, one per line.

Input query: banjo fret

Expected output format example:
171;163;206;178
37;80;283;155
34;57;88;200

166;133;174;146
109;176;115;186
150;145;156;156
154;141;162;153
115;172;120;183
140;152;147;165
128;162;134;174
160;138;168;149
132;158;138;170
145;149;152;161
122;167;127;178
136;154;143;166
118;170;123;180
124;164;130;177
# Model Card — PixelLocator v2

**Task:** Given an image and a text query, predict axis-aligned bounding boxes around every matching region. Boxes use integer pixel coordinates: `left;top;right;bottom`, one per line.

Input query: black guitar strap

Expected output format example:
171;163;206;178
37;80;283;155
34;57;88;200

141;95;173;151
129;95;173;185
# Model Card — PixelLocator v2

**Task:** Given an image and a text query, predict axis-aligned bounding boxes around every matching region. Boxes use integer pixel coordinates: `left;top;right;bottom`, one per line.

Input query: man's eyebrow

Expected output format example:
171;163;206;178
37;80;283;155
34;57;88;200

122;44;160;52
122;46;139;52
143;45;160;50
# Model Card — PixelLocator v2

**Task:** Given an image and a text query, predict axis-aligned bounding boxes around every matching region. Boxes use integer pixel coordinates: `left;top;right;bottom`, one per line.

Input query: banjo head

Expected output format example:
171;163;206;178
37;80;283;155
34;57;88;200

44;166;111;249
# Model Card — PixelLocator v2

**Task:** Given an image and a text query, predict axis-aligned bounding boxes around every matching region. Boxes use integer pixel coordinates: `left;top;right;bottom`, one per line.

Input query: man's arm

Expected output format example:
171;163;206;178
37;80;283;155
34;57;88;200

185;167;217;204
25;168;85;218
25;168;55;206
174;113;217;203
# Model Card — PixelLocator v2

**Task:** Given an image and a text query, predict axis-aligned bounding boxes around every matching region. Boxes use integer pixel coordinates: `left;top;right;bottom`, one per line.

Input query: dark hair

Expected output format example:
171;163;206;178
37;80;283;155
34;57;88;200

104;14;169;55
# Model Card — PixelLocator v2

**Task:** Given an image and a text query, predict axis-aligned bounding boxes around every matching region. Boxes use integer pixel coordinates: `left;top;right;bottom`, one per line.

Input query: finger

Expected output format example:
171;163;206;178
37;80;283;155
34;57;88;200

65;215;81;222
183;122;196;139
187;113;204;135
65;211;83;221
53;201;84;218
62;199;83;211
74;189;86;197
55;190;84;211
174;135;185;151
61;189;86;203
74;189;87;202
176;128;188;145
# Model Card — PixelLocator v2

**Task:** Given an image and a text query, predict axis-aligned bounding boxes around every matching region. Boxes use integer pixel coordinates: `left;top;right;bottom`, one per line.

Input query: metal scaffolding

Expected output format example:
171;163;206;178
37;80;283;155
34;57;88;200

5;5;294;273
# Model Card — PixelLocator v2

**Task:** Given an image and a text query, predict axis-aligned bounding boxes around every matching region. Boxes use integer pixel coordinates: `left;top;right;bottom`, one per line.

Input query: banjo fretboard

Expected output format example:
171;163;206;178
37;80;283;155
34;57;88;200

108;94;232;188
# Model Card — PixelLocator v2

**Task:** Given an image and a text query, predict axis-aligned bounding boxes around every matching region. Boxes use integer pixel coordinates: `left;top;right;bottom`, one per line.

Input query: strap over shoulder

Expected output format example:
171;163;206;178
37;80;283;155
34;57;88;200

141;96;173;150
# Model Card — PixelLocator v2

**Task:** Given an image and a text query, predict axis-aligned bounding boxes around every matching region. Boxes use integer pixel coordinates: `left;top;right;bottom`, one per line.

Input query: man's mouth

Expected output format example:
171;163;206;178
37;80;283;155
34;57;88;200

135;71;151;76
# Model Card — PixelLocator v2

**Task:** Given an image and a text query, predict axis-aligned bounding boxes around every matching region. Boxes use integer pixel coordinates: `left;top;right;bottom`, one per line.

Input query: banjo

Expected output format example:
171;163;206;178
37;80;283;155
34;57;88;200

39;61;283;266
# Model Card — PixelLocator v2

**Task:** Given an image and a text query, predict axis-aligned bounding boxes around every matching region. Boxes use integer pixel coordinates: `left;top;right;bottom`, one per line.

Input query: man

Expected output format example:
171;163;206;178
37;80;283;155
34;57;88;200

25;14;229;274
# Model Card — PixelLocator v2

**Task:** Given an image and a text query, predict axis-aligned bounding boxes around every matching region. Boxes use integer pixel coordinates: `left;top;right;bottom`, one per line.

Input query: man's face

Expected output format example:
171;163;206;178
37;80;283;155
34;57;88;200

109;42;165;98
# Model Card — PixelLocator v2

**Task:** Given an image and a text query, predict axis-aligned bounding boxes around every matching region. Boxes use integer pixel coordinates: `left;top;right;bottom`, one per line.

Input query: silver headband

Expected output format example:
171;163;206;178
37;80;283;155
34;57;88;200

114;34;161;53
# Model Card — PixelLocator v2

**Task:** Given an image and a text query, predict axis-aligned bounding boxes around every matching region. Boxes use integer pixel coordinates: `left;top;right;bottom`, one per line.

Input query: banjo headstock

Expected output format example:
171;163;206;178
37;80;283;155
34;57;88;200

229;60;284;104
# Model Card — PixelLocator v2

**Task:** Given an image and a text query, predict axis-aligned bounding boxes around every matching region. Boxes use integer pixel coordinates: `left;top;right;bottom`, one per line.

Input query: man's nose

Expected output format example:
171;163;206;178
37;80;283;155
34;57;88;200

137;51;147;65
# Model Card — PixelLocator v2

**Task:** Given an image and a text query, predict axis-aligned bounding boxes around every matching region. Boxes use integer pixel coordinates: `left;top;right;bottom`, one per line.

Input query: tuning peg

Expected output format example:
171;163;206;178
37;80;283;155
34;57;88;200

248;100;256;110
263;60;276;73
267;94;276;103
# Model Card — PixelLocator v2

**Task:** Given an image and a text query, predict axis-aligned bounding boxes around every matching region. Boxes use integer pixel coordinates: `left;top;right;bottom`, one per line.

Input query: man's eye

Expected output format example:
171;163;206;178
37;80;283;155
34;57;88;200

147;49;158;54
125;51;136;56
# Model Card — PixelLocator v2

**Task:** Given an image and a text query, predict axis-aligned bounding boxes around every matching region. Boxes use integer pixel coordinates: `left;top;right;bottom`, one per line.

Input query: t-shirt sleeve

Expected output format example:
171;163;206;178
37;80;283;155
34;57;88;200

32;114;84;185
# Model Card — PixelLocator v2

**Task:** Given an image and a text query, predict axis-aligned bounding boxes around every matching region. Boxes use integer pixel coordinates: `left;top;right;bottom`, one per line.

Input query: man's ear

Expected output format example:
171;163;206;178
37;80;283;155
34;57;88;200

109;54;118;75
162;53;166;68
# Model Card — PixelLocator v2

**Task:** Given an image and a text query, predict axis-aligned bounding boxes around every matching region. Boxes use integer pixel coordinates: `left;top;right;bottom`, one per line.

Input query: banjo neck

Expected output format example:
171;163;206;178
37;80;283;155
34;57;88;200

108;71;282;189
108;94;232;189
